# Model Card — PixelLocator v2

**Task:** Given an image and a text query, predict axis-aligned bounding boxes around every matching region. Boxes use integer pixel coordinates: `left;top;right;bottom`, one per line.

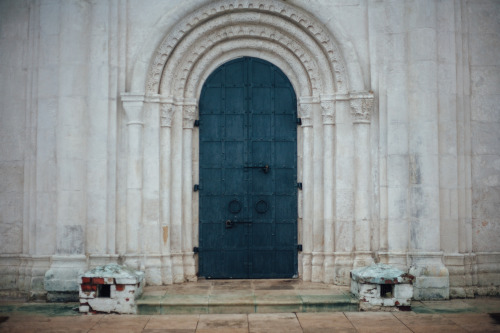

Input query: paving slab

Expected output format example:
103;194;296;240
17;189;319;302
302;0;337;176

344;312;412;332
296;312;356;332
248;313;302;333
197;314;248;333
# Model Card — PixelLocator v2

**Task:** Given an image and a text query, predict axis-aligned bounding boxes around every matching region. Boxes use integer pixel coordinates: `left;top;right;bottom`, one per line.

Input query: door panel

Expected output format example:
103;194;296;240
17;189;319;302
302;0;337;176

199;57;297;279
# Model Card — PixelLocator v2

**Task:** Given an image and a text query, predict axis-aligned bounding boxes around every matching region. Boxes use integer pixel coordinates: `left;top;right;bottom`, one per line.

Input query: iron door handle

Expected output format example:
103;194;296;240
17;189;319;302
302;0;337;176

225;219;252;229
243;165;270;173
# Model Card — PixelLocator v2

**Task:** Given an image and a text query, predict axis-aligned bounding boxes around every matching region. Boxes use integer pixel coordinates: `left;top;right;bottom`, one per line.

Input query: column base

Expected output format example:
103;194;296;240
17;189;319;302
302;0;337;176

44;255;87;302
172;253;184;283
311;253;324;282
183;252;197;282
323;254;335;283
409;252;449;300
333;252;352;286
302;253;312;282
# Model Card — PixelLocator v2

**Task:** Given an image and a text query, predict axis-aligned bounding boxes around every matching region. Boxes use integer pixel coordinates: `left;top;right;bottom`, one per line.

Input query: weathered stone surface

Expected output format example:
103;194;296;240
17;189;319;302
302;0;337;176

351;264;414;285
0;0;499;300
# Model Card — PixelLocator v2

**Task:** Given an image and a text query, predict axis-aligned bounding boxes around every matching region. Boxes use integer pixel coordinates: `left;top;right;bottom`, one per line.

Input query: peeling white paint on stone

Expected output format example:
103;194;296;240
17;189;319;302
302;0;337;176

79;264;144;314
351;264;414;311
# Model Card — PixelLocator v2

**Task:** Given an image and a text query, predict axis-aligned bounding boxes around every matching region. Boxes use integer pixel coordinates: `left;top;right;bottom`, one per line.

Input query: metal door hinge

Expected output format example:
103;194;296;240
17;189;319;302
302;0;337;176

193;247;199;253
194;120;200;127
194;184;201;191
297;244;303;251
296;118;302;125
297;183;302;190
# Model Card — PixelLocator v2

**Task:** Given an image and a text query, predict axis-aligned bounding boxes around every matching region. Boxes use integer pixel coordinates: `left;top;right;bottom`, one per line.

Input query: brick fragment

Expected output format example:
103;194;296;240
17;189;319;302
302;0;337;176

93;277;105;284
81;284;93;292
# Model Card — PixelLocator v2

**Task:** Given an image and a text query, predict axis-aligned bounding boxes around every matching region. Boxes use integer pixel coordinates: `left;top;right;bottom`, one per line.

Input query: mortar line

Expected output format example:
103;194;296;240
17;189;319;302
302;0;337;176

294;312;305;332
391;312;415;333
342;312;359;332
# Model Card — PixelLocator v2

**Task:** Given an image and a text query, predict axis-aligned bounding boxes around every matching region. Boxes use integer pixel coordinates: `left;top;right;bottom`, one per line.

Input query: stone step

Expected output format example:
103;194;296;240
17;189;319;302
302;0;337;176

136;280;358;314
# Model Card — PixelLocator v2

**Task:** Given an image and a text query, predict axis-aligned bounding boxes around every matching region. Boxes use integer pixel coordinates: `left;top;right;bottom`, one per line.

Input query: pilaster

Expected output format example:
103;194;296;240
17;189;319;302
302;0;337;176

160;97;174;284
350;92;375;268
298;96;316;281
121;93;145;255
320;95;336;283
182;99;197;282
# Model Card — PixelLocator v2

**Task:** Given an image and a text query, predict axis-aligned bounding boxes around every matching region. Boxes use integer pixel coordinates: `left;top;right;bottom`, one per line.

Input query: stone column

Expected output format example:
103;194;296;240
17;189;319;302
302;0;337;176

350;92;375;268
121;93;145;264
406;0;449;300
45;1;90;301
182;100;197;281
299;97;315;281
160;98;174;284
321;95;336;283
170;101;184;283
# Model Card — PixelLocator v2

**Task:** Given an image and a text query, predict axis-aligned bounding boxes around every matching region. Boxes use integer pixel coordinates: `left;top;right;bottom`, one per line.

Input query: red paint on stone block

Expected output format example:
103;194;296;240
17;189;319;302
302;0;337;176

81;284;92;292
93;277;105;284
82;277;91;284
91;285;97;291
116;284;125;291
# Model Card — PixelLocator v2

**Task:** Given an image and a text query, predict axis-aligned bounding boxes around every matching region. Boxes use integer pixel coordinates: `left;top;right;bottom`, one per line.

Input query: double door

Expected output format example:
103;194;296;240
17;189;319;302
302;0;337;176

198;57;298;278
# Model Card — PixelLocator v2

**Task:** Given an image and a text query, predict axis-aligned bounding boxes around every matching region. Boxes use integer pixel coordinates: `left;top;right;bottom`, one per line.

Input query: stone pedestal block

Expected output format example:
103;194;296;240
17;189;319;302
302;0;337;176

351;263;414;311
79;263;144;314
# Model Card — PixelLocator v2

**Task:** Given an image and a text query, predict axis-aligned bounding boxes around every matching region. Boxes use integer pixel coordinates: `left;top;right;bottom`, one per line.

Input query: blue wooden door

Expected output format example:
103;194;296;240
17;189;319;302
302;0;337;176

198;57;297;278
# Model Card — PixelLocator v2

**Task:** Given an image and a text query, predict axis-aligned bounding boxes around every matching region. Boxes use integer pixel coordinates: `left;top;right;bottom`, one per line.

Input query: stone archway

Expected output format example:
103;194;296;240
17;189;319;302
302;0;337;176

121;0;374;285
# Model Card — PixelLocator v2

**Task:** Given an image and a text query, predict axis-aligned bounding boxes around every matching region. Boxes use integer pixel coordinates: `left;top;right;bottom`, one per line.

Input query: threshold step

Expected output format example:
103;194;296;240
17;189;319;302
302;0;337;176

136;280;358;314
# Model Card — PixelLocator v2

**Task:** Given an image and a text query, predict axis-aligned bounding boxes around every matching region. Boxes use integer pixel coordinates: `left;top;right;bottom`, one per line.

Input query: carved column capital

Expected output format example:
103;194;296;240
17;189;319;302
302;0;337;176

182;103;197;129
298;96;317;127
121;93;145;125
160;102;174;127
349;92;374;124
320;95;336;125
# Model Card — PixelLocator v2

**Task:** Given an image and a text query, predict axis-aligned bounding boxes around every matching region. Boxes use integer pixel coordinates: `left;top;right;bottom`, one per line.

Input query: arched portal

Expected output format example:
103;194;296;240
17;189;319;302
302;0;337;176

121;0;374;285
198;57;298;279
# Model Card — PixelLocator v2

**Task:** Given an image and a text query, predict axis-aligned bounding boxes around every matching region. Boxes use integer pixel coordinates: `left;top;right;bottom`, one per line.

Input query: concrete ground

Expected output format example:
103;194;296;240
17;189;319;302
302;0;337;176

1;297;500;332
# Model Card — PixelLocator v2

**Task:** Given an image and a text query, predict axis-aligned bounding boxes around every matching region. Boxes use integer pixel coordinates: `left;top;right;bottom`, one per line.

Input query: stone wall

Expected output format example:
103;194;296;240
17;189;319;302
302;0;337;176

0;0;498;300
0;0;29;292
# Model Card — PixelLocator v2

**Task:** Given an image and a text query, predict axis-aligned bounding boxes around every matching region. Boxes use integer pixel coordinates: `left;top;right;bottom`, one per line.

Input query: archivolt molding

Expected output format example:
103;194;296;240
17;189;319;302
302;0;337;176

161;14;330;96
187;40;311;98
146;0;350;96
169;28;321;97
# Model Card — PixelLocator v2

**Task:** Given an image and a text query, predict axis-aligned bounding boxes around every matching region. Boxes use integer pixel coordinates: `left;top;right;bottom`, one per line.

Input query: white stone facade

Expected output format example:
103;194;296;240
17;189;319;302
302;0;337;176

0;0;499;300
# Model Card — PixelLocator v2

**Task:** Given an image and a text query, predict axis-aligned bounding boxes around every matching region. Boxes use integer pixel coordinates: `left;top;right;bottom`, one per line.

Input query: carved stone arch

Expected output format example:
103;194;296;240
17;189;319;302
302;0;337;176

144;0;354;96
168;31;320;98
188;47;310;99
161;17;329;97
